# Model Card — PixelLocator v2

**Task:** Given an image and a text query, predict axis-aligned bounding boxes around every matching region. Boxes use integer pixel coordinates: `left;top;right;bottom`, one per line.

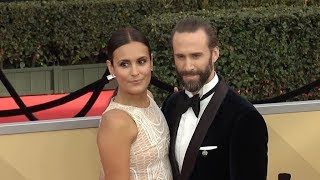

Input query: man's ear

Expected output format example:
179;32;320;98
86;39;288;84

106;60;114;75
211;47;220;63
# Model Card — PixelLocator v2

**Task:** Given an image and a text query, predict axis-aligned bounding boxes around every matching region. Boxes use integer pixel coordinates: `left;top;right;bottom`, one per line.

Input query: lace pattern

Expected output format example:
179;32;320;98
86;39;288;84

102;96;172;180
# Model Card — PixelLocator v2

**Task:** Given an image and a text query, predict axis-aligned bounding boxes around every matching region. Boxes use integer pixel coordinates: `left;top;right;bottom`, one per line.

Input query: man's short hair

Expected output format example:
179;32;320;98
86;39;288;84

171;16;219;49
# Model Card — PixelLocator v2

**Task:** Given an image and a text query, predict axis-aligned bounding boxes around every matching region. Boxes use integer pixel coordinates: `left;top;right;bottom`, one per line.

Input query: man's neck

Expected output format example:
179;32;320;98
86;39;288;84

188;71;217;96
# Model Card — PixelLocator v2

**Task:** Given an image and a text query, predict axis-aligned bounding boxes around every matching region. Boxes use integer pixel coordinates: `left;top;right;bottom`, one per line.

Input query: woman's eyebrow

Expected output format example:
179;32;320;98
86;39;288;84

118;59;130;63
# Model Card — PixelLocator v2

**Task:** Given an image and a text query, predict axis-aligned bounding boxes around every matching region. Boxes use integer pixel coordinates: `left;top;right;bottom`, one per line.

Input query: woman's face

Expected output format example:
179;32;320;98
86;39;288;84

107;41;152;96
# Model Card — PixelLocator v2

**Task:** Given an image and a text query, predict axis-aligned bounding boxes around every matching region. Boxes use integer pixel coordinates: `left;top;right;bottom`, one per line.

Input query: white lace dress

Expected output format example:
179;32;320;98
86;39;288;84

101;95;172;180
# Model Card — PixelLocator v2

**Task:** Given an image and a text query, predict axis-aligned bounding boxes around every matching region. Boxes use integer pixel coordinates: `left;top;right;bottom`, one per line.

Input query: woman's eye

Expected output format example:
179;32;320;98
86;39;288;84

120;62;129;67
138;59;147;65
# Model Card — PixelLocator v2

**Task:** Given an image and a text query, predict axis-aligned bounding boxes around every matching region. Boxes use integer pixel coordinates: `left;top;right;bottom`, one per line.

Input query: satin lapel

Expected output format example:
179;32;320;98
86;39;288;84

179;76;229;180
170;91;185;177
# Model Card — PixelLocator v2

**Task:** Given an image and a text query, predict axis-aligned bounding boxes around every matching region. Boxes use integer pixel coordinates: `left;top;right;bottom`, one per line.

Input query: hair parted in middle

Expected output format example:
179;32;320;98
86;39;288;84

107;27;152;64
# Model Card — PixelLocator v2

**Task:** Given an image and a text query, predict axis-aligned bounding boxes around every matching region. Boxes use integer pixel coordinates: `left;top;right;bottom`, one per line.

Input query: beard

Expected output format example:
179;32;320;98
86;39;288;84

176;57;214;93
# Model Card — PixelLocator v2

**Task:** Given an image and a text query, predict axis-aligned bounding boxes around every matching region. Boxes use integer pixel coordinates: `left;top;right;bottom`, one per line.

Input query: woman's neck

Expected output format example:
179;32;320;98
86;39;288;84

114;90;149;108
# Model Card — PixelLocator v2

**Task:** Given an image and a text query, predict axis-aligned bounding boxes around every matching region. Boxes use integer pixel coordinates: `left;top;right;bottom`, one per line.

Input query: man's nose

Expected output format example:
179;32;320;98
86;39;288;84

184;58;194;71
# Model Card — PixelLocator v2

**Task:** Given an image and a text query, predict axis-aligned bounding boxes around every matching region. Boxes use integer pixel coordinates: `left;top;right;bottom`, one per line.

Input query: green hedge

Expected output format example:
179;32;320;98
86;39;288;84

1;0;319;8
1;0;318;69
1;1;319;102
0;0;197;68
142;6;320;103
204;0;320;9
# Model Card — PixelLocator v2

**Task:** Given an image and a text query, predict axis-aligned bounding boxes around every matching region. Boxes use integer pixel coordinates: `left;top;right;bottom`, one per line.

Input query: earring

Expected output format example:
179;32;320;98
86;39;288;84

107;74;116;80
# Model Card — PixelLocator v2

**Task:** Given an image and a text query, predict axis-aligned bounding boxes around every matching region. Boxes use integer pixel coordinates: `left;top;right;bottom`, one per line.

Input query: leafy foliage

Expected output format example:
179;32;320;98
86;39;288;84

0;0;196;68
142;6;320;103
0;1;319;103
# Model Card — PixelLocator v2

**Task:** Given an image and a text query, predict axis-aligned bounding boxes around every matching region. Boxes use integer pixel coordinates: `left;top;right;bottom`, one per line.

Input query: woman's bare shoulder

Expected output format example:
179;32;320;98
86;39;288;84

99;109;137;138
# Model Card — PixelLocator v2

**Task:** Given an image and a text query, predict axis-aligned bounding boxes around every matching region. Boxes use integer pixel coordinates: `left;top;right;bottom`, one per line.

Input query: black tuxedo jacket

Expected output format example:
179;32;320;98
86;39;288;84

162;77;268;180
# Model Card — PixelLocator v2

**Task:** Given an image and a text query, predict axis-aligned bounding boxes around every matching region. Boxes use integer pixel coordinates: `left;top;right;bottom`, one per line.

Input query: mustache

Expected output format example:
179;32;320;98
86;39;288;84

178;70;200;76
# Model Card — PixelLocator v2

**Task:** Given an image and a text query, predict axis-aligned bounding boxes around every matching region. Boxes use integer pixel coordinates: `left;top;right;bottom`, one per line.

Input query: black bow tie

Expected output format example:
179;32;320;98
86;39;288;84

183;93;201;117
181;85;217;117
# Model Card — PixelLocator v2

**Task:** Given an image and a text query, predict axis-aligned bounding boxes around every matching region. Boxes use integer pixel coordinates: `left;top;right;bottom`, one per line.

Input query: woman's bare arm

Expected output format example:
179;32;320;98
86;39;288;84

97;109;138;180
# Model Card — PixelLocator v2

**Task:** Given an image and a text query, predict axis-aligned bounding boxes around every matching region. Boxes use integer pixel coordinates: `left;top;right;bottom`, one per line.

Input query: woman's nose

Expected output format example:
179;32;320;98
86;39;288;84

131;65;139;76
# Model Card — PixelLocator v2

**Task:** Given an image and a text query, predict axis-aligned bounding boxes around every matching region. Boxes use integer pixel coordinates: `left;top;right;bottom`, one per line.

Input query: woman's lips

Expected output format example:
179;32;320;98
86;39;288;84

129;79;143;84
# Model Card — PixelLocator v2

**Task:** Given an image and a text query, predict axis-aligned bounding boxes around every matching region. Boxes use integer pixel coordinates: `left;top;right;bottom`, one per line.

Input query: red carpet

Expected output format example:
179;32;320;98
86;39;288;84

0;90;114;123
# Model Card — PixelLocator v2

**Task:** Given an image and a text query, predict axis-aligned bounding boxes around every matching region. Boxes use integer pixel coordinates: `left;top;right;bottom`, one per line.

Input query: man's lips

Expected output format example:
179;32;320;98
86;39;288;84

183;74;198;80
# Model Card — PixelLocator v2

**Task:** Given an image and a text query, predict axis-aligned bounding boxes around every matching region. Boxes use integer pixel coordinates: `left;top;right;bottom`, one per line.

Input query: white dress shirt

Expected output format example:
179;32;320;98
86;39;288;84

175;73;219;172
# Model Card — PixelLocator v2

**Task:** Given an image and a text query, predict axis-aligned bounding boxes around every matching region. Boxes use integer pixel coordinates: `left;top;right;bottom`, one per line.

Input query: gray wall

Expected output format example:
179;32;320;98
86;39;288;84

0;64;117;96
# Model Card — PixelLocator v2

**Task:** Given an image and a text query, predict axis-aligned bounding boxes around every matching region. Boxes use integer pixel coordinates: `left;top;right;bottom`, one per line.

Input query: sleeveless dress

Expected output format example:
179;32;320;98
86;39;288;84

101;95;173;180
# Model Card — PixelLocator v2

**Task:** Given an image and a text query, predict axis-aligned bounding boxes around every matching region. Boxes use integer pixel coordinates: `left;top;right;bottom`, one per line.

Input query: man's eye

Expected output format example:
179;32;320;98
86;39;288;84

176;55;184;59
192;54;201;59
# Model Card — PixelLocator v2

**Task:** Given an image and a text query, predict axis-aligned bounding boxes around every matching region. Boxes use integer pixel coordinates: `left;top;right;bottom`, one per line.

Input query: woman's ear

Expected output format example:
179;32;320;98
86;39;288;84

150;53;154;71
106;60;114;76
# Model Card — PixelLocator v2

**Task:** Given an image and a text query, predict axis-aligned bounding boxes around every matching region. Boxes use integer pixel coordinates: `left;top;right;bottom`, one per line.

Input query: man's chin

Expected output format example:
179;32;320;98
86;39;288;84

183;79;198;85
183;82;201;92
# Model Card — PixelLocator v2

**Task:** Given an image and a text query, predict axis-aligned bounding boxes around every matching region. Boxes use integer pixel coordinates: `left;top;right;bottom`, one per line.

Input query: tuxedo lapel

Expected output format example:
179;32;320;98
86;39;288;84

179;76;229;180
170;91;185;177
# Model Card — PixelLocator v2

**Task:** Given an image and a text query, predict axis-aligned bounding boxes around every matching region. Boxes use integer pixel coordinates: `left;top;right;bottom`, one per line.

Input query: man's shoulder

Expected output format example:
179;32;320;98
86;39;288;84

166;91;182;102
222;89;265;124
223;88;257;112
161;91;183;111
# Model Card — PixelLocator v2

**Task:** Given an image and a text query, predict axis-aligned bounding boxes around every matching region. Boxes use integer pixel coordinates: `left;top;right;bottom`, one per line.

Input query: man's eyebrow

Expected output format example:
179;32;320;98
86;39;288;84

174;53;184;56
191;52;203;55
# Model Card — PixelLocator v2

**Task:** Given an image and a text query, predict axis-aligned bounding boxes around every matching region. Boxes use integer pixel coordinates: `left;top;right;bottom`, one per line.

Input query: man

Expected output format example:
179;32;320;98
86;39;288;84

162;17;268;180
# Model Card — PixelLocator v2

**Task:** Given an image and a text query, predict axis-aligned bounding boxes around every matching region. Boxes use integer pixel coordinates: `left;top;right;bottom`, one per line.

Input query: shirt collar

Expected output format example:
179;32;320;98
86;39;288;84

185;72;219;98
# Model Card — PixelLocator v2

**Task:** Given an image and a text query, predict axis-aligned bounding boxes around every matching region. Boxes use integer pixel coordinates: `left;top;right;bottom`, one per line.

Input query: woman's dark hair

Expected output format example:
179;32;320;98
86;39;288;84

107;27;151;64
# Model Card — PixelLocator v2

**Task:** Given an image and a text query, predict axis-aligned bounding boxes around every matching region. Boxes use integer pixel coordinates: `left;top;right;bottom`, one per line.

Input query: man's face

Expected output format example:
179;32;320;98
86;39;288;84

172;29;219;93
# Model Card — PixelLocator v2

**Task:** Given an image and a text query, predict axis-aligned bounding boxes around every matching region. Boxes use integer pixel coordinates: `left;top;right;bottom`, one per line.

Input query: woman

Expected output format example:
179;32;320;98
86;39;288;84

97;27;172;180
